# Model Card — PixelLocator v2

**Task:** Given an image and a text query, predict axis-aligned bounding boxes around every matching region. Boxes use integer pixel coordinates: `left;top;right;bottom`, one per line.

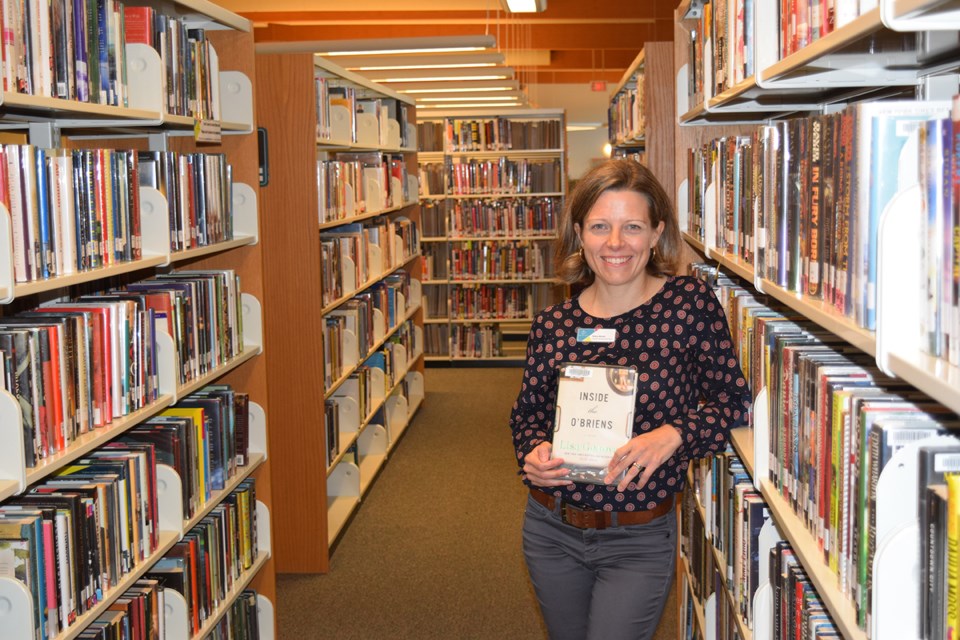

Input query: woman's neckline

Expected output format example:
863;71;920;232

576;274;673;320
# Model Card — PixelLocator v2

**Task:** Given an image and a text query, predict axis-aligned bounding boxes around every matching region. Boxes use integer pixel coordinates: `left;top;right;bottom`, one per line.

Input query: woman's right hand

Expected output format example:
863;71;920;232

523;442;574;487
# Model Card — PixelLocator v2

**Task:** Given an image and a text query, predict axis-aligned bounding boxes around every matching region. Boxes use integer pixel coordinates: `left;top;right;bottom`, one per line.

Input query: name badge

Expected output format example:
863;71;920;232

576;328;616;343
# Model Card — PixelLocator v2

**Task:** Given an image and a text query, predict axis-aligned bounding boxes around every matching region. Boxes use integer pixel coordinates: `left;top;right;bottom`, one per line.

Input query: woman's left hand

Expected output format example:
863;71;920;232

604;425;683;492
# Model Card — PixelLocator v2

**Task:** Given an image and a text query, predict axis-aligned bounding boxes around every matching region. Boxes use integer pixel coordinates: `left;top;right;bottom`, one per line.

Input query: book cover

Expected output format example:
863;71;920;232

550;362;637;484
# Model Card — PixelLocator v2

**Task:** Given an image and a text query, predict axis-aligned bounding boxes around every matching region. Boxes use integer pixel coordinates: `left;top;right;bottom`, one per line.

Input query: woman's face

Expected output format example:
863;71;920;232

575;189;664;289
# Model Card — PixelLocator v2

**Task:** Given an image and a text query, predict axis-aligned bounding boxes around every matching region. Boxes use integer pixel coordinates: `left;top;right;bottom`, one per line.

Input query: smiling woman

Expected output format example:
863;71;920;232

510;158;751;640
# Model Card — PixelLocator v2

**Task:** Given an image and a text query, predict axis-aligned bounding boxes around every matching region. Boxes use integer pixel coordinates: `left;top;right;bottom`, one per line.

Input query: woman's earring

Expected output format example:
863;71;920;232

578;247;584;259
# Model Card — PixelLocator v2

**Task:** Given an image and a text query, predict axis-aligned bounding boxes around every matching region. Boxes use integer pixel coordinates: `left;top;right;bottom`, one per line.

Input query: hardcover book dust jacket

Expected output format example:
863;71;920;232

551;363;637;484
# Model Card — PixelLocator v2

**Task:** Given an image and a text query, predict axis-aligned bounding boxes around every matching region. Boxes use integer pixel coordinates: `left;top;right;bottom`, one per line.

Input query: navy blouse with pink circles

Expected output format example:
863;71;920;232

510;275;752;511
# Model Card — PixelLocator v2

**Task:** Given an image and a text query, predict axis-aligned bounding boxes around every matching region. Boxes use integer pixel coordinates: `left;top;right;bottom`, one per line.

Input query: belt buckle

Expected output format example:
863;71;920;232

560;502;605;530
559;502;581;528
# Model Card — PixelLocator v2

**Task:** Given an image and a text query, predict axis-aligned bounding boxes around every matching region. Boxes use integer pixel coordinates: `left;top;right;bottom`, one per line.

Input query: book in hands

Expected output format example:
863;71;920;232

551;363;638;485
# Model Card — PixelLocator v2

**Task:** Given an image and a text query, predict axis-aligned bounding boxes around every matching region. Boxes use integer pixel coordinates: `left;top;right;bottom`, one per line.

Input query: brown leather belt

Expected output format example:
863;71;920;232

529;488;674;530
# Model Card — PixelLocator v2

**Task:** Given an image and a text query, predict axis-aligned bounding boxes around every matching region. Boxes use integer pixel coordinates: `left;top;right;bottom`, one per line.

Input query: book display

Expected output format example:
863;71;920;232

417;109;567;362
254;52;424;573
0;1;276;637
670;2;960;639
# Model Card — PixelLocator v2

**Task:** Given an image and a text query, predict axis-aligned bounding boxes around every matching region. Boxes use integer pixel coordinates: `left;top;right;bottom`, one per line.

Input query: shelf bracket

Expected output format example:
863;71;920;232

28;122;60;148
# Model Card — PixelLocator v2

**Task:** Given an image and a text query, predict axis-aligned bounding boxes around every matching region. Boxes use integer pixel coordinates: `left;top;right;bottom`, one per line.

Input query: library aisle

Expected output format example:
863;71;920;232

275;367;678;639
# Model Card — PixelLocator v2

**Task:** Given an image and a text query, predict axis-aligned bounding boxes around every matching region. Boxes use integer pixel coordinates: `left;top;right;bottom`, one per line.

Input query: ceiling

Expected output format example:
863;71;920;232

217;0;679;87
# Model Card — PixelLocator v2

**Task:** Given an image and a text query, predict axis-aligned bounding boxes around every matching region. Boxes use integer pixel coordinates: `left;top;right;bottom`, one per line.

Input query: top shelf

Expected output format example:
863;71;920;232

677;4;960;124
158;0;252;32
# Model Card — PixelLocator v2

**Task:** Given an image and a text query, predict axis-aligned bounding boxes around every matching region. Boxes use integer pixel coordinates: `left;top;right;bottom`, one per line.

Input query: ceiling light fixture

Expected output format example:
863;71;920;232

335;52;506;72
387;80;521;94
416;93;524;102
314;35;496;57
364;67;515;83
500;0;547;12
417;102;527;109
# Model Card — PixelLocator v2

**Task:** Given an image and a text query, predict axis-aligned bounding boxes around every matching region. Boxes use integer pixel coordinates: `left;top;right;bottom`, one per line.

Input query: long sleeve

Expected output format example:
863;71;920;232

670;283;751;460
509;310;558;470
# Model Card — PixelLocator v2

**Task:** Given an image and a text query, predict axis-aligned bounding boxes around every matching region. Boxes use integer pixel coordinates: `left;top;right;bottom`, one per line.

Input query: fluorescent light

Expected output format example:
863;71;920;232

387;80;520;94
566;122;602;132
336;52;505;72
501;0;547;12
418;102;527;109
364;67;515;83
315;35;496;57
416;93;523;102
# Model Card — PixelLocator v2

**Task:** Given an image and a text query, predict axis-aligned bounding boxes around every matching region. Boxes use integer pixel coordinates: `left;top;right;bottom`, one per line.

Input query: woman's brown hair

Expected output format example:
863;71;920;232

556;159;681;286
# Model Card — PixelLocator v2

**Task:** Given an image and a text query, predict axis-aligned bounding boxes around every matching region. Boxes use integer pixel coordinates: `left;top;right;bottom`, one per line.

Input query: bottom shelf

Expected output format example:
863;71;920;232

168;551;272;640
327;491;362;547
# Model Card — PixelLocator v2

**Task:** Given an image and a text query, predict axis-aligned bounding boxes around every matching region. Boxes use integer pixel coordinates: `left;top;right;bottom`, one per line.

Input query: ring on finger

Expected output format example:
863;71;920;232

632;462;645;472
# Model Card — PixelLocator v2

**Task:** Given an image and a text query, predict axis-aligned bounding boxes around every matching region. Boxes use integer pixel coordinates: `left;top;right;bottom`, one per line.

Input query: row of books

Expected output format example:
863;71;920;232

146;385;252;521
2;0;128;106
417;121;445;153
684;0;876;107
317;153;411;224
315;79;413;148
443;118;564;152
688;451;772;628
418;162;444;197
682;442;846;640
710;271;960;633
450;323;502;358
424;282;531;322
139;150;234;254
685;98;960;351
608;83;646;145
325;365;421;468
6;145;142;284
4;144;235;285
124;11;222;120
420;197;560;239
323;275;417;389
81;576;160;640
448;157;562;196
423;239;551;281
0;377;255;638
147;479;258;637
0;440;161;638
319;217;420;308
200;589;261;640
0;268;245;466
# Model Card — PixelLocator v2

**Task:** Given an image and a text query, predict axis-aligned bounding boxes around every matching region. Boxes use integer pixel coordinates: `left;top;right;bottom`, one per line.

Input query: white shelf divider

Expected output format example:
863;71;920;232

232;183;260;244
0;576;33;640
871;433;960;640
257;595;276;640
0;203;14;303
248;401;268;459
139;186;173;266
241;293;264;350
220;72;254;133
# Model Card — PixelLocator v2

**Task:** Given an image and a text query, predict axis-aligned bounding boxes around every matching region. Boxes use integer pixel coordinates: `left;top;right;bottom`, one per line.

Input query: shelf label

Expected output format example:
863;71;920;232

194;119;222;144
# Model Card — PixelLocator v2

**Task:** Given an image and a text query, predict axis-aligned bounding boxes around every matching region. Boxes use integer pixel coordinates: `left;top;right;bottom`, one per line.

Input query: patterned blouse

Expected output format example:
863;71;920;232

510;275;751;511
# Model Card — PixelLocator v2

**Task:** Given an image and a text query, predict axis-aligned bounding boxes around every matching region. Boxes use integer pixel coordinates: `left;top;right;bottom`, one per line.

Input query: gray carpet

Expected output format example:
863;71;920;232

275;367;677;639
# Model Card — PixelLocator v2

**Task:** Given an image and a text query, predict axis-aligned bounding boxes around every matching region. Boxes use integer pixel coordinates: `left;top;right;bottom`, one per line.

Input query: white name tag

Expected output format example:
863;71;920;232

576;328;616;343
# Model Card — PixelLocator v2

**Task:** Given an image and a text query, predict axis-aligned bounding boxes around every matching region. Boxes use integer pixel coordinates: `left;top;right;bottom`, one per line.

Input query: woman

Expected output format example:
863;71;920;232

510;159;750;640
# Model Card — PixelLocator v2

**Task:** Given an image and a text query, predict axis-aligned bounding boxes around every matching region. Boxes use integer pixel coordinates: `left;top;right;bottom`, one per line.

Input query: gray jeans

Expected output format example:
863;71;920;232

522;493;677;640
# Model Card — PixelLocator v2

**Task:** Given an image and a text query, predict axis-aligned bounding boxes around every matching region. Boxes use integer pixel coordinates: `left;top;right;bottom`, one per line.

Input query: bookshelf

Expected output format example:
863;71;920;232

416;109;567;363
671;3;960;640
0;2;276;637
608;42;676;200
254;52;424;573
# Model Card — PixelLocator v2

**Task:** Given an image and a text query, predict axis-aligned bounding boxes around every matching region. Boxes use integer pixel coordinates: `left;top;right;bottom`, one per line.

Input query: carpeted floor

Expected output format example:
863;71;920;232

275;367;678;639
